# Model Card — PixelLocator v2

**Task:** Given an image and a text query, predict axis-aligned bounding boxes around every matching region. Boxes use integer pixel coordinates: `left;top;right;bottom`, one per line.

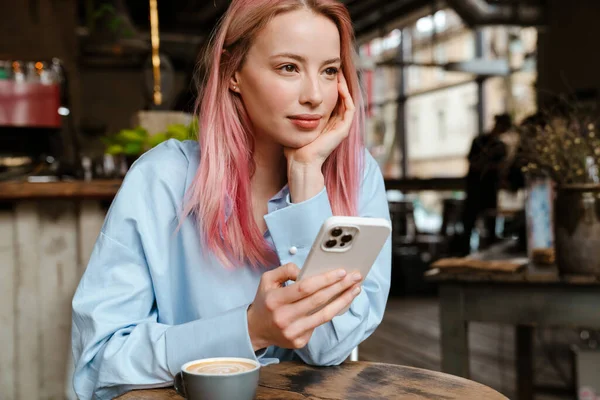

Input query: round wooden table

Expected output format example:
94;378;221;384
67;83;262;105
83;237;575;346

117;361;507;399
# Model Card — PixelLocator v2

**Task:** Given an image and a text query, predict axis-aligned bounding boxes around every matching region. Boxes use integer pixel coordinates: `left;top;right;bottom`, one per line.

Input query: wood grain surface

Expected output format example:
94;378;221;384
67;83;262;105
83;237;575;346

0;180;122;200
426;239;600;285
117;361;507;400
0;200;106;399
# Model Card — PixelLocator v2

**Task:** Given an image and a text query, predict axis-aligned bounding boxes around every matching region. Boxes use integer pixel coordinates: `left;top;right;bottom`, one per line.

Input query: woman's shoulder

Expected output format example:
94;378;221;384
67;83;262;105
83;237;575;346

98;140;200;258
132;139;199;174
115;139;200;205
127;139;198;185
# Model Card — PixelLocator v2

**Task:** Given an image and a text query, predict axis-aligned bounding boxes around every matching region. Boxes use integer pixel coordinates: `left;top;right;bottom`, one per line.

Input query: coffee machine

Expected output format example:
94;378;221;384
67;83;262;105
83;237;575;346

0;58;75;181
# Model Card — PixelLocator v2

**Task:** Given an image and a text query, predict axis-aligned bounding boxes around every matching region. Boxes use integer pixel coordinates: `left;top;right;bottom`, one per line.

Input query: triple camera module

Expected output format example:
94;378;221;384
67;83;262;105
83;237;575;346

325;227;354;249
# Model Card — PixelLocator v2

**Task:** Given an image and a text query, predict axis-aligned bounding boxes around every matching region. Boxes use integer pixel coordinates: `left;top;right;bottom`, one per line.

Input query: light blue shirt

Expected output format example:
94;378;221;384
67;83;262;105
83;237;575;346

71;139;391;400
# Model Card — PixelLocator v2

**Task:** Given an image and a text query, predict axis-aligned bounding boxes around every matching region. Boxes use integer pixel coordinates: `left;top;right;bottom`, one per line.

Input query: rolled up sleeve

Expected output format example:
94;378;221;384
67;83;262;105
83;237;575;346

264;187;333;266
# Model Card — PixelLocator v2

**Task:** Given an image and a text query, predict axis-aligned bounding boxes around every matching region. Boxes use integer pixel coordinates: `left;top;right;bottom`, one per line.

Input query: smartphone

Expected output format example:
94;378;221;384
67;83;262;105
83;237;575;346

296;216;391;315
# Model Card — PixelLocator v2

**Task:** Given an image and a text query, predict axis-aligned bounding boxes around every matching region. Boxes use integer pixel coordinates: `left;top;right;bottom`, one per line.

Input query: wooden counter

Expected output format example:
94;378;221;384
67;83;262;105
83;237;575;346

0;180;122;200
1;196;107;399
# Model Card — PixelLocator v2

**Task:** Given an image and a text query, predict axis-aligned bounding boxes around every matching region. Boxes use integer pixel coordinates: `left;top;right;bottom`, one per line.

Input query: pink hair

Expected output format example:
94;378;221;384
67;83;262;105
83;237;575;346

182;0;365;268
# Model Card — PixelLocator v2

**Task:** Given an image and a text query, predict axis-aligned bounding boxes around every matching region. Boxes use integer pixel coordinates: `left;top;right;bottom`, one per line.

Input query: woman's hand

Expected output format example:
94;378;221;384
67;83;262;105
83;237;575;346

285;72;356;203
247;263;362;352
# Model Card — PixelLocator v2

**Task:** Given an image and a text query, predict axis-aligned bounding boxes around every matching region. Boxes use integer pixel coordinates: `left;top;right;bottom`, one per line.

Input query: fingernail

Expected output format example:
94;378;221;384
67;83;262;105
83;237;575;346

352;272;362;282
353;286;361;295
337;269;347;278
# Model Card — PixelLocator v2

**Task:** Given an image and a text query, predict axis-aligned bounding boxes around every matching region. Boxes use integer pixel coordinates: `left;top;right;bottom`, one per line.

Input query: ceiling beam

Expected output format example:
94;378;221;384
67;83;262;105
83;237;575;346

446;0;545;26
352;0;433;37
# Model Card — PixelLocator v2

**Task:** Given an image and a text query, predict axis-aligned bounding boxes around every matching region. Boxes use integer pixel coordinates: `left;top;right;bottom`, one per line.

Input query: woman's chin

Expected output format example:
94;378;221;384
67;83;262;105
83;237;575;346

280;134;320;149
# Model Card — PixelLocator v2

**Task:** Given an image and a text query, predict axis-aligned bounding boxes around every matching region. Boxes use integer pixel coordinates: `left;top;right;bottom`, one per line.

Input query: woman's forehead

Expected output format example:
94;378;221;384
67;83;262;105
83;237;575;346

250;9;341;61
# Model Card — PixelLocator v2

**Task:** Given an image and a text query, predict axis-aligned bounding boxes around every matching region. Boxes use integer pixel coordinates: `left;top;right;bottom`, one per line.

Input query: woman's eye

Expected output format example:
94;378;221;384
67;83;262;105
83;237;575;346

324;67;339;76
280;64;297;73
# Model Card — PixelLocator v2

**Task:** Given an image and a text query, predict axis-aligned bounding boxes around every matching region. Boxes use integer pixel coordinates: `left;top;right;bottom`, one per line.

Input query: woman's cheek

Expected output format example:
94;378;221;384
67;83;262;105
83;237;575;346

262;80;296;108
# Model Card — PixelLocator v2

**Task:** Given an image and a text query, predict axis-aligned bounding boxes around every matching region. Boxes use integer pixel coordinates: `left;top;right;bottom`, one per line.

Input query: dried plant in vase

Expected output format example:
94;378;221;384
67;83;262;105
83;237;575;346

517;107;600;278
517;110;600;186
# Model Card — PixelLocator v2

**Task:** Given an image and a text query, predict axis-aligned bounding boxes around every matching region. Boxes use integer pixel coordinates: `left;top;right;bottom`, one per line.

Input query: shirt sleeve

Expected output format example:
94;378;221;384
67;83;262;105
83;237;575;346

264;186;333;264
71;144;260;400
264;152;392;366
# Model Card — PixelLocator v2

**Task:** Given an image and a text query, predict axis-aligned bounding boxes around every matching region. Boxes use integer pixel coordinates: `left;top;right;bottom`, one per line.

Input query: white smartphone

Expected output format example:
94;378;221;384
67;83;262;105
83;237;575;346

296;216;391;315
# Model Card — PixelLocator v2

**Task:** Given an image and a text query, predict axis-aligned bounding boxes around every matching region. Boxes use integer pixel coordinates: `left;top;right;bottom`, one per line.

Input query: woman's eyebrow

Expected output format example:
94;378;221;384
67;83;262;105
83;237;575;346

270;53;341;66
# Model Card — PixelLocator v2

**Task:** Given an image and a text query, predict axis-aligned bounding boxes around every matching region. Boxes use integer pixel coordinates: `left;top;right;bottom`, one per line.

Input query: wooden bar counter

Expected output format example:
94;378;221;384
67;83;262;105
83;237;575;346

0;179;122;200
0;180;119;400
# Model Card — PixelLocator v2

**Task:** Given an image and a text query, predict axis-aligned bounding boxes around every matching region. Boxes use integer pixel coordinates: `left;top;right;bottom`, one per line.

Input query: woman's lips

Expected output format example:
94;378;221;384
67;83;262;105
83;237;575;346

288;116;322;130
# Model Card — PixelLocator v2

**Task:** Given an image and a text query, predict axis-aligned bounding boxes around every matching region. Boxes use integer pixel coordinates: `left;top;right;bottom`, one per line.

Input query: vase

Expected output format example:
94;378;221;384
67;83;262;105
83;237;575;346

554;184;600;277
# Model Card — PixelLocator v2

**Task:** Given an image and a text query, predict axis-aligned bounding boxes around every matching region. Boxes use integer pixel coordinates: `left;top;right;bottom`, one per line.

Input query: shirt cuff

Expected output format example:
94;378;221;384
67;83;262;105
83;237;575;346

255;347;268;359
264;187;333;266
164;303;257;375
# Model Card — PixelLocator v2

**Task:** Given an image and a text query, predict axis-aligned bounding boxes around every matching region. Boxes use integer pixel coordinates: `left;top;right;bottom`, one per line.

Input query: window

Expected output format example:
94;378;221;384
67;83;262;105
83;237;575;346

470;104;479;136
406;82;478;178
437;110;447;140
435;44;447;81
410;114;419;143
407;65;422;91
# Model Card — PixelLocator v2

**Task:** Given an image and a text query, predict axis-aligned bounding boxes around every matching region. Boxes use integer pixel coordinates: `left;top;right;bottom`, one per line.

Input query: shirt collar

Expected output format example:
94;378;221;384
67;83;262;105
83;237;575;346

224;184;290;221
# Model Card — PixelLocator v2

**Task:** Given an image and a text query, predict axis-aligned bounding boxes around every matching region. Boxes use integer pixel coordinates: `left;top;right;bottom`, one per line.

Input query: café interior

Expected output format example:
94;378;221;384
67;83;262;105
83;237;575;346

1;0;600;399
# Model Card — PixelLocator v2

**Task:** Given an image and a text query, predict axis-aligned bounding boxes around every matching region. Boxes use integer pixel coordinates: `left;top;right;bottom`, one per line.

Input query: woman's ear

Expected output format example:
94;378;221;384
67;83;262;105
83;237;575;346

229;72;241;93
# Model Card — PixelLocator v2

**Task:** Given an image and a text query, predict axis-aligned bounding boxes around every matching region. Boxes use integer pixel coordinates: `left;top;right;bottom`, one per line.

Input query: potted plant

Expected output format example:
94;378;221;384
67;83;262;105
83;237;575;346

518;110;600;277
102;119;197;168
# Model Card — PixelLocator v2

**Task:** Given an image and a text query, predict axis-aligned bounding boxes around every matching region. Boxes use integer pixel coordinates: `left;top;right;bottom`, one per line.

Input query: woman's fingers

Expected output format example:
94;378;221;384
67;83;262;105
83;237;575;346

276;268;349;304
283;283;362;339
287;271;362;318
316;73;355;150
338;72;355;117
263;263;301;289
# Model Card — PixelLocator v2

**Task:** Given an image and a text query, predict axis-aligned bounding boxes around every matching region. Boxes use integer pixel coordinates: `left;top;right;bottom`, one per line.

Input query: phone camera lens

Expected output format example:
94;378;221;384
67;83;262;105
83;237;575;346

341;234;353;243
331;228;343;237
325;239;337;248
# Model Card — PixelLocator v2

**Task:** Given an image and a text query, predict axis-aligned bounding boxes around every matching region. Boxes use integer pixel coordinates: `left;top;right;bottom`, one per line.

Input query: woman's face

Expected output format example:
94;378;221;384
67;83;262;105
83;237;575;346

233;9;341;149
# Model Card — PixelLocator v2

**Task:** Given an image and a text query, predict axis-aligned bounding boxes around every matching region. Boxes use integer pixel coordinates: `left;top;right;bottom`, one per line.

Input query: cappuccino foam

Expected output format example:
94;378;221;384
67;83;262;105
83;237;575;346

186;360;256;375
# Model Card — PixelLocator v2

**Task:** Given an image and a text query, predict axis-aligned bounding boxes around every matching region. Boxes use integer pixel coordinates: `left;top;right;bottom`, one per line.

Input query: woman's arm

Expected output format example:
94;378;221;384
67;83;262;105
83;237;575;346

72;233;259;400
265;152;391;365
71;142;260;400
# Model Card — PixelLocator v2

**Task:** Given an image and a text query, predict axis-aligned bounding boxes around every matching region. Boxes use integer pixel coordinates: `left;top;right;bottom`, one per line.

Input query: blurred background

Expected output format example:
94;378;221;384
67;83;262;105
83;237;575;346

1;1;600;399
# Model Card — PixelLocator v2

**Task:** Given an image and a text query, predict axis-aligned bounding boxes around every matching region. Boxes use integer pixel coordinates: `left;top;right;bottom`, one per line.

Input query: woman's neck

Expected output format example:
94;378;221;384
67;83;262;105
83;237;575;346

251;137;287;197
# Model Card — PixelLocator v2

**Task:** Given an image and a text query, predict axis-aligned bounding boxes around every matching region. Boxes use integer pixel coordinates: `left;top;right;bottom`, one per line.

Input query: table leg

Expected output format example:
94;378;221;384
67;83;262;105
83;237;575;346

439;285;470;378
516;325;534;400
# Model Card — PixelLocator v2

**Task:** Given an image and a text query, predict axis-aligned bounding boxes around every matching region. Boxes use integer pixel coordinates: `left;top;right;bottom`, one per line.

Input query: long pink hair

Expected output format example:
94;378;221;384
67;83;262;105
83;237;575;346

183;0;365;268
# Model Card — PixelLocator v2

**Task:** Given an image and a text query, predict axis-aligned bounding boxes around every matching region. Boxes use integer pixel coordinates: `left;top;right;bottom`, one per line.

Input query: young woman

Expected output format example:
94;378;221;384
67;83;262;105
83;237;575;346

71;1;391;399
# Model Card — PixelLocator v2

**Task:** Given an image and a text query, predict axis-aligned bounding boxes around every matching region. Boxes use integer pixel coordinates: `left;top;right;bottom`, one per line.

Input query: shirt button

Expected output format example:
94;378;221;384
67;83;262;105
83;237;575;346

289;246;298;255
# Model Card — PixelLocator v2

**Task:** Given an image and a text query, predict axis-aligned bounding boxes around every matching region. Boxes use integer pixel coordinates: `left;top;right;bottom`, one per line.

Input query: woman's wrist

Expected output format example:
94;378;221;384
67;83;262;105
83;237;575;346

287;162;324;203
247;306;269;352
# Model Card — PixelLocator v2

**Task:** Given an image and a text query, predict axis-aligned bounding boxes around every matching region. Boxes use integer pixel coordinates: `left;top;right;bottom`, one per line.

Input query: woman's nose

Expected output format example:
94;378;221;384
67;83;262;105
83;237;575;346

299;75;323;107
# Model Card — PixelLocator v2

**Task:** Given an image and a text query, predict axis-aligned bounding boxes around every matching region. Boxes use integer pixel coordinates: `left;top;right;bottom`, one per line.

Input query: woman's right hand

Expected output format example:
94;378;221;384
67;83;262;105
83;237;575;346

247;263;362;351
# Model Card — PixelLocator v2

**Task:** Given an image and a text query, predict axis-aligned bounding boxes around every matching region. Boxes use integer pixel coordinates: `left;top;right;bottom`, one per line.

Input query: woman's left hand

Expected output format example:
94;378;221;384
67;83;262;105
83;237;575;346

285;72;355;203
